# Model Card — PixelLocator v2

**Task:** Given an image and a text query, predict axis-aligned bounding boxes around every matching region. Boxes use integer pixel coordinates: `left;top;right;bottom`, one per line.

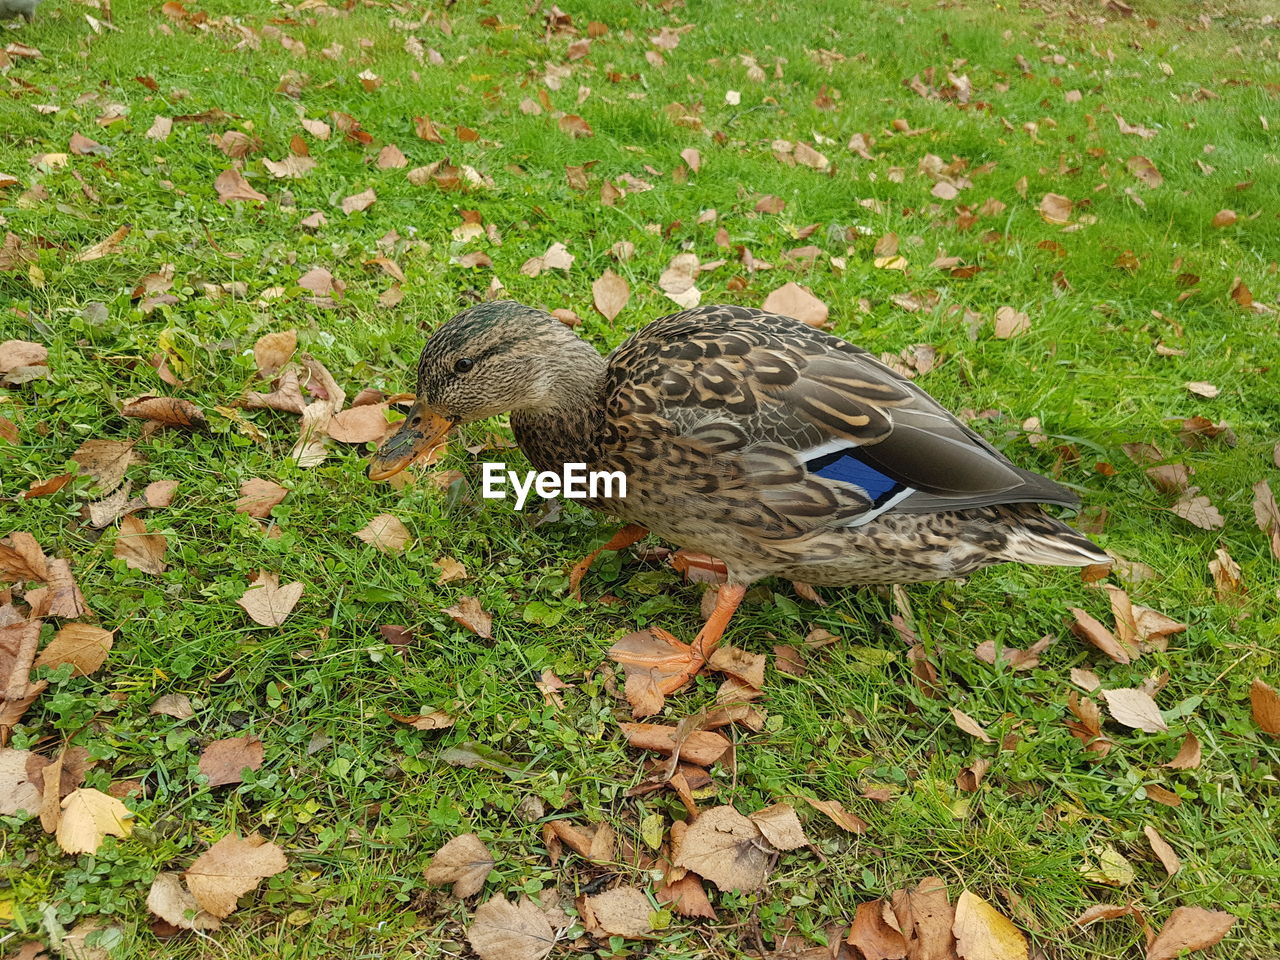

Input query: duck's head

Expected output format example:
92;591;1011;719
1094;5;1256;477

368;300;589;480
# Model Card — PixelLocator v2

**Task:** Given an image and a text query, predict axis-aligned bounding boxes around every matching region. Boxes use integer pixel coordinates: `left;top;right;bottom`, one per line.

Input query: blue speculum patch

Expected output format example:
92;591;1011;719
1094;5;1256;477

807;449;906;504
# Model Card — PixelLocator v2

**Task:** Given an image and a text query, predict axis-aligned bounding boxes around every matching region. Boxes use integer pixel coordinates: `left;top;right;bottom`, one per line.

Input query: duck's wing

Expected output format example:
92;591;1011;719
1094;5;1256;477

603;304;1078;538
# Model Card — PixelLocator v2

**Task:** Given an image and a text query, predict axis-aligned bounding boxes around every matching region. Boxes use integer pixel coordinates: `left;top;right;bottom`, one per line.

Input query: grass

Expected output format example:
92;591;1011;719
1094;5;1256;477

1;0;1279;955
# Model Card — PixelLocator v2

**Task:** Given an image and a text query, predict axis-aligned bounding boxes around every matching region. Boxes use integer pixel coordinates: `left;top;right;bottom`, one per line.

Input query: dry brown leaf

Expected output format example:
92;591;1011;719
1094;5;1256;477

146;872;221;931
34;624;113;677
773;643;806;676
340;188;377;215
846;899;908;959
150;693;194;719
0;339;47;375
185;833;287;918
236;571;303;627
214;168;268;204
71;439;135;494
73;225;131;263
673;805;771;891
114;515;167;574
1208;547;1244;603
253;330;296;378
1164;731;1202;770
950;707;994;743
354;514;412;554
973;635;1053;671
0;531;48;582
1074;903;1144;927
749;803;809;851
762;282;828;328
807;796;869;834
592;269;629;321
56;787;132;854
1125;156;1163;188
1039;193;1073;225
658;253;701;308
389;710;455;731
1069;607;1134;664
1147;907;1235;960
582;887;652;938
1102;687;1168;733
1210;209;1237;228
656;873;717;920
328;405;390;444
706;645;765;689
1143;825;1180;876
953;890;1028;960
467;896;556;960
993;306;1030;339
892;877;956;960
144;480;180;508
617;722;730;767
236;479;288;518
443;596;492;638
244;367;306;415
263;155;317;179
0;747;42;816
424;833;495;898
1169;489;1224;529
199;735;264;787
1252;480;1280;560
1251;679;1280;736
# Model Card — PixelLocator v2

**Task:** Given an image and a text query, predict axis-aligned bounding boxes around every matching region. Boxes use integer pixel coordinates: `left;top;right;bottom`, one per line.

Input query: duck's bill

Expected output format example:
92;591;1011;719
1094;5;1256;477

367;404;453;481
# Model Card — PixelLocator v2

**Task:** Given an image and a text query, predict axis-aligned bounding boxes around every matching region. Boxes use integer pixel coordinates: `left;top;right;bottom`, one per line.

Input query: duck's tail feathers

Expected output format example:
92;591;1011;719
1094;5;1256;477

1000;515;1111;568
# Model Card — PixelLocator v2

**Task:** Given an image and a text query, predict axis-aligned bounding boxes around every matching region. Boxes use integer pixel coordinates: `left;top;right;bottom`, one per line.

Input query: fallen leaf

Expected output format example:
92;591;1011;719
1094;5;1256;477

113;515;167;574
1170;489;1224;530
846;899;908;959
146;872;221;931
355;514;412;554
1211;209;1237;228
807;796;869;834
973;635;1052;671
762;282;828;327
749;803;809;851
592;269;629;321
236;571;303;627
56;788;132;854
214;168;268;204
340;188;377;215
1184;381;1219;398
774;643;806;676
0;747;42;815
424;833;495;898
953;890;1028;960
1147;907;1235;960
1126;156;1163;188
951;707;994;743
582;887;653;938
236;479;288;518
253;331;296;378
1102;687;1168;733
390;710;455;731
1144;825;1180;876
993;306;1030;338
1039;193;1073;225
1208;547;1244;603
144;480;180;508
328;405;390;443
1074;903;1144;927
674;805;771;891
185;833;287;918
1164;731;1202;770
659;253;701;308
468;896;556;960
198;735;264;787
444;596;492;638
892;877;955;960
150;693;194;719
34;624;113;677
1069;607;1134;664
706;645;765;689
618;722;730;767
263;155;317;179
1251;679;1280;736
1252;481;1280;560
71;439;135;494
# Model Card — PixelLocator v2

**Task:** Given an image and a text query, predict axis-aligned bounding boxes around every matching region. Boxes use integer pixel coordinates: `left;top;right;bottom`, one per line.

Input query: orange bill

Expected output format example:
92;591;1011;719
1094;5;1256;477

367;400;453;480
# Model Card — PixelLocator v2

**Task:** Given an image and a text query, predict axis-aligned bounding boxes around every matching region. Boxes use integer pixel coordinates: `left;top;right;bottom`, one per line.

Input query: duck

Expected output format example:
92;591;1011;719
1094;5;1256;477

369;301;1108;706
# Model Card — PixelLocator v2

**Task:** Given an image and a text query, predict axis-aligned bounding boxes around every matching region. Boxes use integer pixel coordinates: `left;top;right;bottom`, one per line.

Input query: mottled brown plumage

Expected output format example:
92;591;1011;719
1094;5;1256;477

371;301;1107;699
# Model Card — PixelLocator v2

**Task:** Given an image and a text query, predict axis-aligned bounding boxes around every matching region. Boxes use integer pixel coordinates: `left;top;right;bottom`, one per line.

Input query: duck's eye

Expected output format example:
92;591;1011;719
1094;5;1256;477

453;357;475;374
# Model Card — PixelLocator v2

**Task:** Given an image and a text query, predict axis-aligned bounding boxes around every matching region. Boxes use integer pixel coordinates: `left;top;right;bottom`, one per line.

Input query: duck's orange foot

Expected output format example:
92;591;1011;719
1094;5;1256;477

568;524;649;599
606;584;747;717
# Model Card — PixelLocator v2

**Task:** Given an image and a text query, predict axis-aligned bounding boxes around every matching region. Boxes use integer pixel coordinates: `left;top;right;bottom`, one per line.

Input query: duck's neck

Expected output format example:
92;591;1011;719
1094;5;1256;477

509;337;609;474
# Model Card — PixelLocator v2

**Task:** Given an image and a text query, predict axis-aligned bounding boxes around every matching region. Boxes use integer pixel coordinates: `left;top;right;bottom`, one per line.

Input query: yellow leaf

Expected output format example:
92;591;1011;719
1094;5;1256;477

874;255;908;271
953;890;1029;960
57;788;133;854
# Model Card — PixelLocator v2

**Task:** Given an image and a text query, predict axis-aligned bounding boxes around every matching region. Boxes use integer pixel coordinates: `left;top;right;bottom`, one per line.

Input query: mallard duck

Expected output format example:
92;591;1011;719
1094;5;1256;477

370;301;1107;696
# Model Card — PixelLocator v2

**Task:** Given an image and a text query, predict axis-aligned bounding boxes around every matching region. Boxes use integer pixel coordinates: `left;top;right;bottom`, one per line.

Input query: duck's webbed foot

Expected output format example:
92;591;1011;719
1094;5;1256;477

568;524;649;599
607;583;747;717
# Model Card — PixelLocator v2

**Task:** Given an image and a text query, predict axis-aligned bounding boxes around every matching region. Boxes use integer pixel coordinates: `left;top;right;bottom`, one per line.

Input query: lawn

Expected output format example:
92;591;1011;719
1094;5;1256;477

1;0;1279;956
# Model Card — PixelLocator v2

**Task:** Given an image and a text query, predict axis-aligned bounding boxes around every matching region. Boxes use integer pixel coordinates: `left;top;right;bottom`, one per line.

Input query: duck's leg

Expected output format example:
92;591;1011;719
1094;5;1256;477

687;583;747;671
568;524;648;598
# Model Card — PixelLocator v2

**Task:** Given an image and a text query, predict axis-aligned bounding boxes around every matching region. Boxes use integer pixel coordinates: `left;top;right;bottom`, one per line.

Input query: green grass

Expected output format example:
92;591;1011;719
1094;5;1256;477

2;0;1279;955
